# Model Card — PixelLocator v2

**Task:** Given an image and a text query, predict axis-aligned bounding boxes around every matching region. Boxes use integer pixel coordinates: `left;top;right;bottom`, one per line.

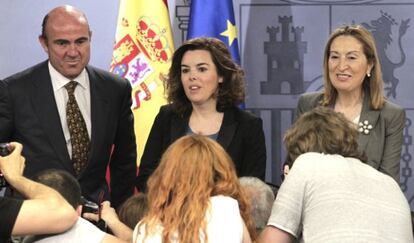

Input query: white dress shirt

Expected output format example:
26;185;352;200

48;62;91;158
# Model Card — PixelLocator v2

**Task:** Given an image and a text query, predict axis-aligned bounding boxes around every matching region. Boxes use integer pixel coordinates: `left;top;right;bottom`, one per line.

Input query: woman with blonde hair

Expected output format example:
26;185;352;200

295;24;405;182
133;135;255;243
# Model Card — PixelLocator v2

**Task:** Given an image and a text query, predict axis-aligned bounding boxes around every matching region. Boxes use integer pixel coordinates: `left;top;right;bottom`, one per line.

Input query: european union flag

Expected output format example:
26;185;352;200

187;0;240;64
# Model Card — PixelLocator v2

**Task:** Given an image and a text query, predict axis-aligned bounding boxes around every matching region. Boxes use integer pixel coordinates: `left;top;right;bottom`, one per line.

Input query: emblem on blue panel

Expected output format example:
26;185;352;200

361;11;410;98
261;16;307;95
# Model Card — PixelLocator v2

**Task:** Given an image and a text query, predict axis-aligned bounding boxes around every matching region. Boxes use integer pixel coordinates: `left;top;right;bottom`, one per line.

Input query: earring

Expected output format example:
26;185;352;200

367;72;371;77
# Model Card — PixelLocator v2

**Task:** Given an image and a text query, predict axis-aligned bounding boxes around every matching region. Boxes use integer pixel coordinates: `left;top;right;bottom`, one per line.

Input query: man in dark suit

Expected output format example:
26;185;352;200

0;5;136;208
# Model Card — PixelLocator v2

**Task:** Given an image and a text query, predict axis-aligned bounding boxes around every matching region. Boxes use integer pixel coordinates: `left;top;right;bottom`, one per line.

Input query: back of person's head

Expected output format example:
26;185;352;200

34;169;81;209
118;193;148;229
166;37;245;115
284;107;366;167
239;177;275;233
140;135;256;242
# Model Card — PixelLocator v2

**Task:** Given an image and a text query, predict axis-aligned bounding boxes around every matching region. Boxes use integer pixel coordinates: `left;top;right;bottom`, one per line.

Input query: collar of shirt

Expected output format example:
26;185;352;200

48;61;90;92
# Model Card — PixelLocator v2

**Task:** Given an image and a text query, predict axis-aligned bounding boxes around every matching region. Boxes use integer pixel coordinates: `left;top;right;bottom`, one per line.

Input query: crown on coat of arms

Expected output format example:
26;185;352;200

380;10;397;25
136;16;171;63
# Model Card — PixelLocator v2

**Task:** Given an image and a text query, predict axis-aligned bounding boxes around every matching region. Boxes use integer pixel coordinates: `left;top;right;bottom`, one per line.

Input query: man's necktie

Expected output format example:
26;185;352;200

65;81;90;175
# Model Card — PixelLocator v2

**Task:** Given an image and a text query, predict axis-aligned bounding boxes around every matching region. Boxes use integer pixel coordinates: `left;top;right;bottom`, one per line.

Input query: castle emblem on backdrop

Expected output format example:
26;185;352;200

110;16;172;109
260;16;308;95
361;11;410;98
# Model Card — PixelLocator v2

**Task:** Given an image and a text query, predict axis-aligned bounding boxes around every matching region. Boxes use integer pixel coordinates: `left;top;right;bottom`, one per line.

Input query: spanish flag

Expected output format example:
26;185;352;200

110;0;174;164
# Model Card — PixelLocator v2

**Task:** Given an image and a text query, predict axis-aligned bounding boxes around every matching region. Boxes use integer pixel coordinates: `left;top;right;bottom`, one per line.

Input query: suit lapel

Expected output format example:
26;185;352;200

87;66;110;166
357;94;380;152
170;111;189;142
31;62;73;171
217;108;237;149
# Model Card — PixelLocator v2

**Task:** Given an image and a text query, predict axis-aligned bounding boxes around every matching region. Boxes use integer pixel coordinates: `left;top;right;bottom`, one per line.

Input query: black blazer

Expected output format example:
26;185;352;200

295;92;405;182
0;61;137;207
136;105;266;192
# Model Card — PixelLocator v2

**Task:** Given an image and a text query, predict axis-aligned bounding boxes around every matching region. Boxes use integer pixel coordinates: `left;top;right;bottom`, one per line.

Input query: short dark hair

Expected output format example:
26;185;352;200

284;107;366;166
40;13;50;39
165;37;245;115
34;169;81;209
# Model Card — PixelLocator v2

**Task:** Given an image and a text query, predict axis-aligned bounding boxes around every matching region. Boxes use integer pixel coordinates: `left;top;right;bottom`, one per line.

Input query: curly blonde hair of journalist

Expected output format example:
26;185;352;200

137;135;256;243
284;107;366;167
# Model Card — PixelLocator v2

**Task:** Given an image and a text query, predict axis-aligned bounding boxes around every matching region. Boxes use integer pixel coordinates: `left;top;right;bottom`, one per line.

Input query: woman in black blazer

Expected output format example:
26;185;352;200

136;37;266;192
295;25;405;182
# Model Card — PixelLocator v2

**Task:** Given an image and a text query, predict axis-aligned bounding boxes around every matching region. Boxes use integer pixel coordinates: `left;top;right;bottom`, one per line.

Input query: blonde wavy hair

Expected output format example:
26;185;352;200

136;135;256;242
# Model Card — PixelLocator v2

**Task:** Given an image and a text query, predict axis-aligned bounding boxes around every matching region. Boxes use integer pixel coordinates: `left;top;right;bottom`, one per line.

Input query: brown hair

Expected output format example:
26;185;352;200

118;193;148;229
164;37;245;115
321;24;384;109
284;107;366;167
137;135;256;242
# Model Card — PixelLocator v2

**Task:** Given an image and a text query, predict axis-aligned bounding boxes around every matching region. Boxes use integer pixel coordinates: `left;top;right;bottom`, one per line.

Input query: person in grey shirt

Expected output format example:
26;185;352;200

259;107;412;243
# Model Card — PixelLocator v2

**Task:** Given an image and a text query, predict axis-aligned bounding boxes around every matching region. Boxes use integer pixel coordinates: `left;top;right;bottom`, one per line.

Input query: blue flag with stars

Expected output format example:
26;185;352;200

187;0;240;64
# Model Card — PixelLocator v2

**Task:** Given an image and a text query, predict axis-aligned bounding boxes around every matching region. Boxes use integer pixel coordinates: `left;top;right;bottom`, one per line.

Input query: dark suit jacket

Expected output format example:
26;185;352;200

136;105;266;192
295;92;405;182
0;61;137;207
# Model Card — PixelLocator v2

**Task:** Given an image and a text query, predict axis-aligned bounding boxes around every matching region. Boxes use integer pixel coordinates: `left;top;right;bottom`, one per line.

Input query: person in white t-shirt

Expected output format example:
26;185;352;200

258;107;413;243
134;135;255;243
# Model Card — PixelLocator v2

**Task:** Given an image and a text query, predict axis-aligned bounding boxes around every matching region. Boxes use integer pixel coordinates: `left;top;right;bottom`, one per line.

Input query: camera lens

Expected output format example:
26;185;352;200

0;143;10;188
0;143;10;156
